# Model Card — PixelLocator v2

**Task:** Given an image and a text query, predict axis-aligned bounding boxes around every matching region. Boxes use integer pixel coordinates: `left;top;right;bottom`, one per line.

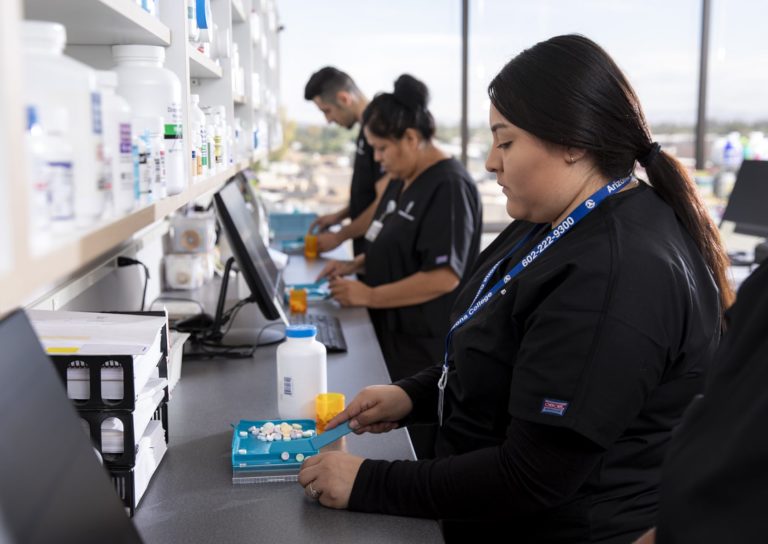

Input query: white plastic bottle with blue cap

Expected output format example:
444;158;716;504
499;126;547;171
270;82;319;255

276;325;327;420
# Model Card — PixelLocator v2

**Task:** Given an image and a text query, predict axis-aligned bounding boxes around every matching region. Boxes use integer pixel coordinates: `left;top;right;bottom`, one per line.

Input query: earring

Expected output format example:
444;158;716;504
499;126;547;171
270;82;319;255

568;155;575;164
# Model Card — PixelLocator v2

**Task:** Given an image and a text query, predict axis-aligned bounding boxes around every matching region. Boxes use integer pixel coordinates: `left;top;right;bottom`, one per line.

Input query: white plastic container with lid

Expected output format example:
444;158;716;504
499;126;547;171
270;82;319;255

189;94;208;180
96;71;135;216
276;325;327;420
112;45;187;195
22;21;105;227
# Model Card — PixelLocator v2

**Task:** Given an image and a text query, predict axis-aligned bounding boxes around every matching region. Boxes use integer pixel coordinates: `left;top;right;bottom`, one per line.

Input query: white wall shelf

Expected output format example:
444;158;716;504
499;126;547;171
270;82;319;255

1;0;281;316
24;0;170;46
188;44;223;79
0;165;240;314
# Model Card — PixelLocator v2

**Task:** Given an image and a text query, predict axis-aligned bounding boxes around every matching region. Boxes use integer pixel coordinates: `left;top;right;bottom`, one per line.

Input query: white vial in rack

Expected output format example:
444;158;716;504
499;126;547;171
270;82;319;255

97;71;135;216
112;45;187;196
22;21;105;227
276;325;327;420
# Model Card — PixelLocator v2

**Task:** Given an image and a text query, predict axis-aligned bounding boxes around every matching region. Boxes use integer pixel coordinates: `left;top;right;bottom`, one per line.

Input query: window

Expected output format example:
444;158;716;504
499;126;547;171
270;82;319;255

468;0;702;228
274;1;461;215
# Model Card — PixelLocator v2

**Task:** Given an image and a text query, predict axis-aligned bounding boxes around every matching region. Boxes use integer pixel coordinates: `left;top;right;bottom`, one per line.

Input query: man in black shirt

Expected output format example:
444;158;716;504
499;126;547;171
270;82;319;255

304;67;387;256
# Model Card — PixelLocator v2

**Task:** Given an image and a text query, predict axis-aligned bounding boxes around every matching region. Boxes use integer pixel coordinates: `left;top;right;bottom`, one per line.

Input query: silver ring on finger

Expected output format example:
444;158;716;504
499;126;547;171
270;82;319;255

308;482;320;500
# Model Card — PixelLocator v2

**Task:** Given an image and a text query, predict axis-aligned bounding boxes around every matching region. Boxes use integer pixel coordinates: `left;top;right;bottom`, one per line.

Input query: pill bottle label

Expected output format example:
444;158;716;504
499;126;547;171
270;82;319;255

48;161;74;221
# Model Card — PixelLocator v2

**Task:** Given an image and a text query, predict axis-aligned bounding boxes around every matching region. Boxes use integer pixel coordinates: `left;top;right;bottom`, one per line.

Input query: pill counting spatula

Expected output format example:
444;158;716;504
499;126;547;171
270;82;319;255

270;421;353;454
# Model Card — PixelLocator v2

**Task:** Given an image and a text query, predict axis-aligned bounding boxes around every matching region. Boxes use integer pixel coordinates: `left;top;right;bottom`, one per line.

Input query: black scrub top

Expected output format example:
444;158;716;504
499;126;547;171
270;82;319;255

364;157;482;381
349;183;722;543
657;260;768;544
349;127;381;256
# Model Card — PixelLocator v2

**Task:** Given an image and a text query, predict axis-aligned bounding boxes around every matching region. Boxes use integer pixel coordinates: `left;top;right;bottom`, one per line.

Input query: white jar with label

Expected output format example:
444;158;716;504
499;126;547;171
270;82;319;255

276;325;327;420
112;45;187;195
22;21;105;227
96;71;135;216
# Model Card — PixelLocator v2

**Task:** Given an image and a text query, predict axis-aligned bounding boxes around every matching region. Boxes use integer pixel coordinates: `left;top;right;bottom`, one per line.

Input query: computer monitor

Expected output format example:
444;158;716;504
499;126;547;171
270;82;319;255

232;171;271;248
0;309;142;544
213;180;289;327
721;160;768;238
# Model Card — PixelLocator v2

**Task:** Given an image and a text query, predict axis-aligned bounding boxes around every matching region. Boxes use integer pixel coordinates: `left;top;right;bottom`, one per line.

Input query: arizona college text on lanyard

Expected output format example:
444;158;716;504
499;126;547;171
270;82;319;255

437;175;633;425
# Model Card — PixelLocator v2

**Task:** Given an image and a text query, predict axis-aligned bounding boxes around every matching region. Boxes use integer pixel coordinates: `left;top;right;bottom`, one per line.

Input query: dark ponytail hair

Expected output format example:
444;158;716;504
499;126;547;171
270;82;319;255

488;34;734;314
362;74;436;141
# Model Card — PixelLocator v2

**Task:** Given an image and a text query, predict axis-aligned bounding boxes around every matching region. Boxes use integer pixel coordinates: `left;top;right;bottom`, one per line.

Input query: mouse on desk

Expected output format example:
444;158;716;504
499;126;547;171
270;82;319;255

174;312;215;332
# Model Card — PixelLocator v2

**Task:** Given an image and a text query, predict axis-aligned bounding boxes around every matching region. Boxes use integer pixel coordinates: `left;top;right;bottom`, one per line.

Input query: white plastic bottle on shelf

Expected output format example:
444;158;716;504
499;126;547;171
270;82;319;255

26;106;76;237
187;0;199;43
189;94;208;181
207;106;228;170
96;71;135;216
231;43;241;96
22;21;105;227
233;117;244;162
190;129;201;182
112;45;187;196
276;325;327;420
25;106;51;235
134;128;151;205
202;106;219;172
134;116;167;201
196;0;214;46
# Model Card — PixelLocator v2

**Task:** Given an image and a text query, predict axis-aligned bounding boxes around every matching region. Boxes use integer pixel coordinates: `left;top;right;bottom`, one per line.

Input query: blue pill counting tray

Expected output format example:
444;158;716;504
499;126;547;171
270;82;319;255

231;419;352;484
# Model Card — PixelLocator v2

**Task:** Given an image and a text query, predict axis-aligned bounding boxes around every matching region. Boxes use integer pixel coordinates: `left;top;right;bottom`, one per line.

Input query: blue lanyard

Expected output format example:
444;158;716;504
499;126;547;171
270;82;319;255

437;175;633;425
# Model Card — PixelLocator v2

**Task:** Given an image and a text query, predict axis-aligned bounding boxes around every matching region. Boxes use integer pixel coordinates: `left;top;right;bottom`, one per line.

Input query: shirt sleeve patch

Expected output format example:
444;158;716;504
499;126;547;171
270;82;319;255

541;398;569;416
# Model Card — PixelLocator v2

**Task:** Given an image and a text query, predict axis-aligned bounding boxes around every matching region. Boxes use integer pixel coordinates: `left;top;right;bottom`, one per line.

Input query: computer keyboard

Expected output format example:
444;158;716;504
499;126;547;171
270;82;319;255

289;313;348;353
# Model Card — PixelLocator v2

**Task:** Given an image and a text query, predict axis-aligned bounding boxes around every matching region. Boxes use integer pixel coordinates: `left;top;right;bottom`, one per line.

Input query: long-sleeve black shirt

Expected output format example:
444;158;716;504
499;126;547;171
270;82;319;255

348;183;721;543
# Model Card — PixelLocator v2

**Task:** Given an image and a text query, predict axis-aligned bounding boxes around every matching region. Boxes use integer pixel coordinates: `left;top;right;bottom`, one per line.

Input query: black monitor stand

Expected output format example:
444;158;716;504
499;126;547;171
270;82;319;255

176;257;285;357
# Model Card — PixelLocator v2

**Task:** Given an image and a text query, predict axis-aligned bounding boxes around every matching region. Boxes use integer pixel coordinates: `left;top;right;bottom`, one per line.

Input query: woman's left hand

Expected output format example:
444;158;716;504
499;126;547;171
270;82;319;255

329;278;373;307
297;451;365;509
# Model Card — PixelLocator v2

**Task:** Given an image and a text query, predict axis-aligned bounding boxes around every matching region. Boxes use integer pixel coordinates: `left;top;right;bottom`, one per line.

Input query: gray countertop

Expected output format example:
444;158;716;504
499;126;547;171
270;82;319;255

133;252;443;543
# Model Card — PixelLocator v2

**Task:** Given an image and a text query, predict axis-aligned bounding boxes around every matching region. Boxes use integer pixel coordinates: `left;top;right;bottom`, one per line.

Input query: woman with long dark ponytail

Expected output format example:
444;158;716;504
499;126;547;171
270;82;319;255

487;33;733;313
298;36;727;544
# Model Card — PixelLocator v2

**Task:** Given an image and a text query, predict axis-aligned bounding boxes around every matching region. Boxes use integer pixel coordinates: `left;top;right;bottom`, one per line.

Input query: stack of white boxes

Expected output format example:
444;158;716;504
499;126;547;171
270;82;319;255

29;310;170;516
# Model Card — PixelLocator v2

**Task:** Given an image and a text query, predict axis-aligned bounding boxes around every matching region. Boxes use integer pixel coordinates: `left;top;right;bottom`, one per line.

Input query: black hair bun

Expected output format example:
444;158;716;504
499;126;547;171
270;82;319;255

393;74;429;110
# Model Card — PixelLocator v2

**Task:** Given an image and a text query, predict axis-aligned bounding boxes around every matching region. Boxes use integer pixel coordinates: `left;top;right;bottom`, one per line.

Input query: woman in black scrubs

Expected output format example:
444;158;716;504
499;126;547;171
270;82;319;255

300;35;733;543
320;74;482;383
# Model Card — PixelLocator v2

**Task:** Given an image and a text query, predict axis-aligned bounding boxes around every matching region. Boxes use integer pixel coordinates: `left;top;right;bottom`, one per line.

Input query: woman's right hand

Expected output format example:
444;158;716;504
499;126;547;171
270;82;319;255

325;385;414;434
317;259;357;281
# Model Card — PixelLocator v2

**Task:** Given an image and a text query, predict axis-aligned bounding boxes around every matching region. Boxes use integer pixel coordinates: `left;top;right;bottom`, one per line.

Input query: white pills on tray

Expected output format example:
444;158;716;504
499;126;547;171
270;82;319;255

239;421;317;461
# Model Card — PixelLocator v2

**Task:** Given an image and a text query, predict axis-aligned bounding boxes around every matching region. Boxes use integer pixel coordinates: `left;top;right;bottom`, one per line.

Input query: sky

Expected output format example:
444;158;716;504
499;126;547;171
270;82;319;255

277;0;768;127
